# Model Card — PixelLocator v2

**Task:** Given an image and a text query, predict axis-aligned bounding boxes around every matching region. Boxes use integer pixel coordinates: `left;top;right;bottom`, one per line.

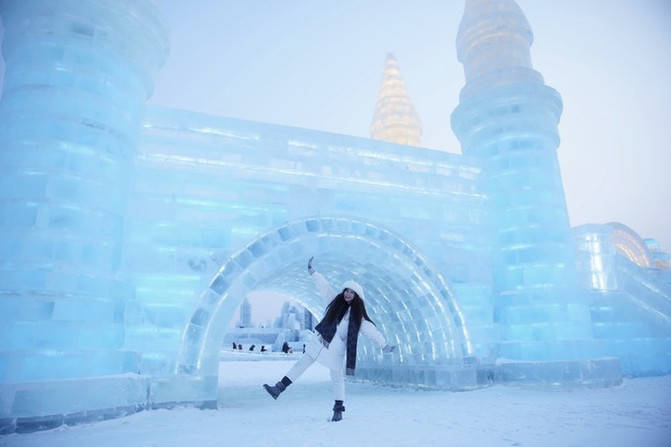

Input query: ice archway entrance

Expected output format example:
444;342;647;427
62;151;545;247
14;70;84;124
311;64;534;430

177;217;473;391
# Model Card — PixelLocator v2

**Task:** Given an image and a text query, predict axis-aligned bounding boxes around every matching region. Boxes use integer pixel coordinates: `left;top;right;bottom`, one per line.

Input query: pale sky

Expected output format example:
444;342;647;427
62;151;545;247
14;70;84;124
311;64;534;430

1;0;670;252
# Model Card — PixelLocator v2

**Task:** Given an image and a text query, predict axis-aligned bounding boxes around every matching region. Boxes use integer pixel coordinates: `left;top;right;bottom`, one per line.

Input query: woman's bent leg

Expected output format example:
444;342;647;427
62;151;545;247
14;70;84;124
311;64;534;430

285;353;316;383
264;354;315;400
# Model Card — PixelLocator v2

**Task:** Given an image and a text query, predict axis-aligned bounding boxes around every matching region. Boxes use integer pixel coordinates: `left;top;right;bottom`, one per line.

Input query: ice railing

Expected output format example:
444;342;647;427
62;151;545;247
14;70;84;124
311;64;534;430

613;255;671;331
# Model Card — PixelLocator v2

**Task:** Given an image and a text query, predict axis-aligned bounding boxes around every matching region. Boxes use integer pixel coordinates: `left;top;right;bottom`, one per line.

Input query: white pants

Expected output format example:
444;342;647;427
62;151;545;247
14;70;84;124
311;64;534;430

285;353;345;401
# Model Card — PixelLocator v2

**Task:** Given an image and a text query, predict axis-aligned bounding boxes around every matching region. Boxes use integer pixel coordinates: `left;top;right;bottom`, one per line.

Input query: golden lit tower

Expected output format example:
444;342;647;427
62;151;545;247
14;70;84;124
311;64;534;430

370;53;422;146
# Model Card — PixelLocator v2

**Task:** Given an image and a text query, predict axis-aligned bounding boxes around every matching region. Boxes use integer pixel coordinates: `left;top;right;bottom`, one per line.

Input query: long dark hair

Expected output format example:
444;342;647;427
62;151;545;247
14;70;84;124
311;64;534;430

321;290;375;329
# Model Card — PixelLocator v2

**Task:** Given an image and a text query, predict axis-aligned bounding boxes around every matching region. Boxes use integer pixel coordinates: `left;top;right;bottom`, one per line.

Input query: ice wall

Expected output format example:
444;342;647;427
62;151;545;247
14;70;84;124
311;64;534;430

0;0;167;431
127;107;495;381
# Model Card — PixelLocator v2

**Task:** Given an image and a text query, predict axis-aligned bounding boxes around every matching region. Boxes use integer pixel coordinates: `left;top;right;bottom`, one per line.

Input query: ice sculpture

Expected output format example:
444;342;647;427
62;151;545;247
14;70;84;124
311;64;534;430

1;0;670;434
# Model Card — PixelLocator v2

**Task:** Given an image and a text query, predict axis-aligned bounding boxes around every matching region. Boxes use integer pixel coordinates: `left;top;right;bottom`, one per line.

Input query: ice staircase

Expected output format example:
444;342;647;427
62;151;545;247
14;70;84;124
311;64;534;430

589;256;671;376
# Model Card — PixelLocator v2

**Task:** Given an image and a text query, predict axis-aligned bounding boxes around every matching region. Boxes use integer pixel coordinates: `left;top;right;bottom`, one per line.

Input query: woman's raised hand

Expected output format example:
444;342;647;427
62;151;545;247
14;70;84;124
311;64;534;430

307;256;315;275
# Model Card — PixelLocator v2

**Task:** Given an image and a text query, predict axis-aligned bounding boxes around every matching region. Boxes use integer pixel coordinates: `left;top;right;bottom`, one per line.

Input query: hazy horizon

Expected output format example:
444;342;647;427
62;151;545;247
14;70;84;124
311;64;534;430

229;290;306;330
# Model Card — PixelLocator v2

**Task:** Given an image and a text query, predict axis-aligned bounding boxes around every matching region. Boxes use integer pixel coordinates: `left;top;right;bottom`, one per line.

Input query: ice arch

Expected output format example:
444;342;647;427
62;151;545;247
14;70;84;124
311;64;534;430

177;217;473;382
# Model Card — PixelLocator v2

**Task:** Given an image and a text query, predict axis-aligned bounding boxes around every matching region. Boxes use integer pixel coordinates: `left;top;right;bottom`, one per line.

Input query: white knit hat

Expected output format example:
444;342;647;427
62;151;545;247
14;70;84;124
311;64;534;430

341;280;365;301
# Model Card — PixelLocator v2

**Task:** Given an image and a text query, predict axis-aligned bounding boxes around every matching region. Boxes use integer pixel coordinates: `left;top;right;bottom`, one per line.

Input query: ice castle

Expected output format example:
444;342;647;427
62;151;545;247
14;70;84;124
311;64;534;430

1;0;670;433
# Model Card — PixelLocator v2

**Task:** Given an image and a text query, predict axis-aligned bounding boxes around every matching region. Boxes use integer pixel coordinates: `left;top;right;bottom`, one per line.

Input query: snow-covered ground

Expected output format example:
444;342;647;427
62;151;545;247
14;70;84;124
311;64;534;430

3;360;670;447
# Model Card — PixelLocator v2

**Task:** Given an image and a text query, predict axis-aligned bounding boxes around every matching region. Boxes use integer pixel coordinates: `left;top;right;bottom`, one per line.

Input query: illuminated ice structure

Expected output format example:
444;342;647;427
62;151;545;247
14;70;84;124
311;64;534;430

1;0;670;433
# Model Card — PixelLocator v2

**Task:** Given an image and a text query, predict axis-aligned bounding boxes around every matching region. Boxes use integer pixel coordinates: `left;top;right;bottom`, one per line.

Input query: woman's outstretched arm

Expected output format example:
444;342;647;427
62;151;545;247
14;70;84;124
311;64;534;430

360;320;396;352
360;319;386;348
308;257;336;306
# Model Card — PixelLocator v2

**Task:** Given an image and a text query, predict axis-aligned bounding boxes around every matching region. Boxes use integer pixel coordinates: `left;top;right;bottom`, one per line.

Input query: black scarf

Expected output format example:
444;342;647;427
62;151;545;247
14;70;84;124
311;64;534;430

314;305;361;376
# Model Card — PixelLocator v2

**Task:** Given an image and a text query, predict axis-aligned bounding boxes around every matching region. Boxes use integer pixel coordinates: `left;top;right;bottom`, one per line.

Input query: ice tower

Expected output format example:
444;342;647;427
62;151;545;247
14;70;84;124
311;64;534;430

0;0;167;431
370;53;422;146
451;0;596;363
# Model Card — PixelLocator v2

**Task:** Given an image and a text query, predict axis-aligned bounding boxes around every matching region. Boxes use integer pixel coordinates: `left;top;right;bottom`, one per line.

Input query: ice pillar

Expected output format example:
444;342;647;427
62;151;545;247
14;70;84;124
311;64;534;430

451;0;593;359
0;0;167;426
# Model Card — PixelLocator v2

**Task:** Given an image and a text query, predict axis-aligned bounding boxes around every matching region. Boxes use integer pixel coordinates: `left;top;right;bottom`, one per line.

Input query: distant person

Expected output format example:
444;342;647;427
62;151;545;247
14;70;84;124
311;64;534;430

232;342;237;350
237;344;242;350
249;344;255;351
302;344;306;354
263;256;395;422
261;345;267;352
281;341;290;354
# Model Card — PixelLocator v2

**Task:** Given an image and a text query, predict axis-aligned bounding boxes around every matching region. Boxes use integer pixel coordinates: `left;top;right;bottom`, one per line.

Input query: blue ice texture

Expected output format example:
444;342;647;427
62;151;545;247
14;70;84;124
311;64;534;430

0;0;669;434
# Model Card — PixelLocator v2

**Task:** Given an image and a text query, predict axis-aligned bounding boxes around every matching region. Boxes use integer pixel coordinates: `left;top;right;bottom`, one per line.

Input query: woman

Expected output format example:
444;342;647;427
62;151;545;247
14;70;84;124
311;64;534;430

263;257;395;422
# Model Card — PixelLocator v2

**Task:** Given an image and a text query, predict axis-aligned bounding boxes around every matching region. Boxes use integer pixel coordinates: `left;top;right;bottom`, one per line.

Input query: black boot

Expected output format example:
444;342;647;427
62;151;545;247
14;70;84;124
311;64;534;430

263;376;292;399
331;400;345;422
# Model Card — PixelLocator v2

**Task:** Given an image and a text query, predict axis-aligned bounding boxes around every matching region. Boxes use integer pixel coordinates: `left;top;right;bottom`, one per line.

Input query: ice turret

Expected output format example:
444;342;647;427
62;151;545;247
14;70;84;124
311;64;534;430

370;53;422;146
451;0;595;363
456;0;543;100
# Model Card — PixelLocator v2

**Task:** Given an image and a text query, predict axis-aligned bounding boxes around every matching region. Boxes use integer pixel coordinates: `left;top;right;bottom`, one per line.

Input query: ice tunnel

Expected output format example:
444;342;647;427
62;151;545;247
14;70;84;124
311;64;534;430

179;217;474;389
